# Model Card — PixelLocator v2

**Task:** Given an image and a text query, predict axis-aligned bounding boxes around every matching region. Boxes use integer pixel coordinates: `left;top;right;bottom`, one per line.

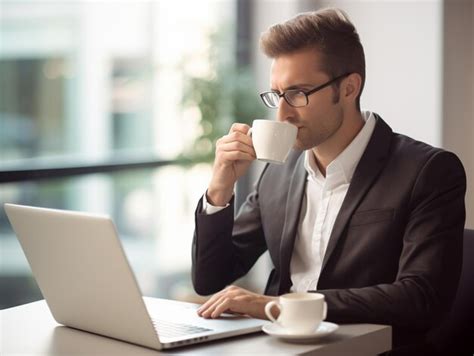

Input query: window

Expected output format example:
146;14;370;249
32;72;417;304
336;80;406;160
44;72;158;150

0;0;265;309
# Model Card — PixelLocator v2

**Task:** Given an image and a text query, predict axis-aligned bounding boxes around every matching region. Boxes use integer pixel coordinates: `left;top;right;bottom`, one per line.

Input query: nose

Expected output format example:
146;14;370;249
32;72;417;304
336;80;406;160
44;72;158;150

277;97;296;123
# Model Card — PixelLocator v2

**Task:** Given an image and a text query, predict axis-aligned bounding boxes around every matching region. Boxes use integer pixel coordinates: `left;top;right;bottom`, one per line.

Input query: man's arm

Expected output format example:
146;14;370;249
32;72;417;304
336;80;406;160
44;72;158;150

315;151;466;331
192;188;268;295
192;122;263;295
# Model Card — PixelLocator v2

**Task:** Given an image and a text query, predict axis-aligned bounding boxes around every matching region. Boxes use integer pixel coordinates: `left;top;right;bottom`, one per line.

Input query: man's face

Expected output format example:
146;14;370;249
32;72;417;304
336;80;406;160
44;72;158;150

270;48;344;150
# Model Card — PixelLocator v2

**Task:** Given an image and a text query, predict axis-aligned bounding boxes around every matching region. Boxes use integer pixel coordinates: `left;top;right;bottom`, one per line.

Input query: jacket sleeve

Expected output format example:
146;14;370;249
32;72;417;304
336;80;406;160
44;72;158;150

315;151;466;332
191;171;269;296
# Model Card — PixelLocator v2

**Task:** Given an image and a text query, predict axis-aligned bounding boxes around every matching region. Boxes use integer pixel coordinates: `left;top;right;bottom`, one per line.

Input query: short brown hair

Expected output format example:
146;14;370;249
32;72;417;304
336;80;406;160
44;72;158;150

260;8;365;110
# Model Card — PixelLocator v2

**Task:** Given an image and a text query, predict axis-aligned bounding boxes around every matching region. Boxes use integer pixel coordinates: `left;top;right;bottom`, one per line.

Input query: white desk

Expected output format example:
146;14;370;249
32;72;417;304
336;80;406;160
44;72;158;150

1;299;392;355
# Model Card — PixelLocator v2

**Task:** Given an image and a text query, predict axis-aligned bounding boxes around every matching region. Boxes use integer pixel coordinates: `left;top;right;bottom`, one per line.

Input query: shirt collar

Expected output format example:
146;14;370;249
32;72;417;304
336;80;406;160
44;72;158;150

304;111;376;187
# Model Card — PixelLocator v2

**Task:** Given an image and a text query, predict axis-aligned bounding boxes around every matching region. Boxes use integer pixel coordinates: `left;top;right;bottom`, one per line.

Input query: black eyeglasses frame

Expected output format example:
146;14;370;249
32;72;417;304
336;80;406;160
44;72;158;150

259;72;351;109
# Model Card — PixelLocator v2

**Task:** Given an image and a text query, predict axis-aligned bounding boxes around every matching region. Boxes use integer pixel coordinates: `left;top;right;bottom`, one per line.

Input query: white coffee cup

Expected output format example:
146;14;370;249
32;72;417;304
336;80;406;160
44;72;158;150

265;292;327;334
248;120;297;164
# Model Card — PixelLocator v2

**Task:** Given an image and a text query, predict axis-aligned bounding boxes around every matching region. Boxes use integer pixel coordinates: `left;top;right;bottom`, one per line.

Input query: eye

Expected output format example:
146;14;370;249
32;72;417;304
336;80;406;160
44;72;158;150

285;90;308;107
286;90;306;99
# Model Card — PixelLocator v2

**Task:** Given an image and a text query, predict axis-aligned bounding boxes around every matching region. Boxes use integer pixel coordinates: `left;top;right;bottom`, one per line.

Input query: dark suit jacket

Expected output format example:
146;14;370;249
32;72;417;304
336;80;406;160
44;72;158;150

191;114;466;347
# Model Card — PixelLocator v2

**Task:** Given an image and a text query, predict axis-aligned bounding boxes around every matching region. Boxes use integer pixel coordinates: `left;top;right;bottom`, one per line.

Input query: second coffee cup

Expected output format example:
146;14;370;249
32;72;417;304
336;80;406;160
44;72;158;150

248;120;297;164
264;292;327;334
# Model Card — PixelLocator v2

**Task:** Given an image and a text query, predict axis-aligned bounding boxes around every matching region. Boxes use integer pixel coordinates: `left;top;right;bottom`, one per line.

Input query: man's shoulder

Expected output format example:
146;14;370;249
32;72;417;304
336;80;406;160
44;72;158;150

389;130;461;169
374;125;465;190
370;115;461;169
390;131;442;159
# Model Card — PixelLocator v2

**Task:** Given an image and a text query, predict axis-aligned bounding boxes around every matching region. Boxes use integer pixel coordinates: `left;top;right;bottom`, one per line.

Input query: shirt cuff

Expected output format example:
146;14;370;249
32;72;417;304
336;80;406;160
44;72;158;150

202;192;231;215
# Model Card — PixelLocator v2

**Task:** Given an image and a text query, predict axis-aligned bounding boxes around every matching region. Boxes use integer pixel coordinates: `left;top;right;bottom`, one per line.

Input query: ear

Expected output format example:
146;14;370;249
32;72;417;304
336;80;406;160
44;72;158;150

342;73;362;103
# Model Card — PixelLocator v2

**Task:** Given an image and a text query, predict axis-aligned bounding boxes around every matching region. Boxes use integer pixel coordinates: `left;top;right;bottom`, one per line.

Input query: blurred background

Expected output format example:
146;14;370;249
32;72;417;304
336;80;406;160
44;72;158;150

0;0;472;310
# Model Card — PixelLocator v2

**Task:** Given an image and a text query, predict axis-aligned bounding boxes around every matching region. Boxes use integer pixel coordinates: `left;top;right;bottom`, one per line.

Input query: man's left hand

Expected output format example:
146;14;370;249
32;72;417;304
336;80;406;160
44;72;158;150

196;285;278;320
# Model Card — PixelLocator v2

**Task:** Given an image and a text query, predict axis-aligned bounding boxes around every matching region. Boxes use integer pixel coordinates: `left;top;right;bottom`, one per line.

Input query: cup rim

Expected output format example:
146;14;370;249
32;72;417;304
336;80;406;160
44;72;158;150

279;292;325;301
252;119;297;128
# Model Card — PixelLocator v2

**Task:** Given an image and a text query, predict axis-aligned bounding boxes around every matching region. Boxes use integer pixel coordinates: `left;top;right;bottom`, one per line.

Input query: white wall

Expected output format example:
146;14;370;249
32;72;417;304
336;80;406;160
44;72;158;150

301;0;443;147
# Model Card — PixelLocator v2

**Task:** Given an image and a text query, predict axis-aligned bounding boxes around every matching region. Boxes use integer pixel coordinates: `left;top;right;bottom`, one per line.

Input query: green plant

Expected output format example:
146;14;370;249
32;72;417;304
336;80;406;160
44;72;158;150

180;31;266;161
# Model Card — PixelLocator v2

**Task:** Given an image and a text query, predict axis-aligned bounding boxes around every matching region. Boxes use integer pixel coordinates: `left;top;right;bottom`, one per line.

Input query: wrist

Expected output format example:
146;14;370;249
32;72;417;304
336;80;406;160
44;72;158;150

206;186;234;206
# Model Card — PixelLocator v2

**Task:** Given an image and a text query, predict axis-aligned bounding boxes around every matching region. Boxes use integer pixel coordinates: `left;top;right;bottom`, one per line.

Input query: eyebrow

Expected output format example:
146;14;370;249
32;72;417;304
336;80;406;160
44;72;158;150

270;83;315;92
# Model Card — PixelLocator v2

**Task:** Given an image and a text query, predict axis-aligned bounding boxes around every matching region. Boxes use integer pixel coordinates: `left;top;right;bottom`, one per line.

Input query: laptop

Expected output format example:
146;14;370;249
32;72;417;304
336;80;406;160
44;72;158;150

4;203;267;350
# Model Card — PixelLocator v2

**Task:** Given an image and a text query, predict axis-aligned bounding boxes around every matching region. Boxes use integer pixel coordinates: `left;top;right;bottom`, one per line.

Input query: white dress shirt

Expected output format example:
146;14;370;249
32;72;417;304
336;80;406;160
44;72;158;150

202;111;376;292
290;111;376;291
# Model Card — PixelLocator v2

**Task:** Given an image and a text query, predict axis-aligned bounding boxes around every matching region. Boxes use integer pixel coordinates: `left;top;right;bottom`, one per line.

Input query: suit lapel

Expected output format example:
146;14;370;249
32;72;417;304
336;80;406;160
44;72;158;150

278;153;307;294
321;115;393;272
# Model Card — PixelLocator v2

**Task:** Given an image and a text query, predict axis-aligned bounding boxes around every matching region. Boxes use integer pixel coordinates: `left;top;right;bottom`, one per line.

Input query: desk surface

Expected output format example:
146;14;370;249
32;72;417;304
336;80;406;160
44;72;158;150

1;299;392;355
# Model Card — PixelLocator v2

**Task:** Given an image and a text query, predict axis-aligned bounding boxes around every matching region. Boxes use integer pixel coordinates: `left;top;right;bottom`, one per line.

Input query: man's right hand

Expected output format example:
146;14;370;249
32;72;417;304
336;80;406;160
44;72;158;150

207;123;256;206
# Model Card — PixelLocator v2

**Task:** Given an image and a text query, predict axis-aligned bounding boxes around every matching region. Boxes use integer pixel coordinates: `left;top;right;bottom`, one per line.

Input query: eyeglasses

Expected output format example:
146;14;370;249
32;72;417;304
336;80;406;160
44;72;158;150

259;73;351;109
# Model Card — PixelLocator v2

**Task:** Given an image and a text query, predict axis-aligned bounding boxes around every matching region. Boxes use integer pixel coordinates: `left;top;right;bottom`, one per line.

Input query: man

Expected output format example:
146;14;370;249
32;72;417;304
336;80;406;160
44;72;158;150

191;8;466;350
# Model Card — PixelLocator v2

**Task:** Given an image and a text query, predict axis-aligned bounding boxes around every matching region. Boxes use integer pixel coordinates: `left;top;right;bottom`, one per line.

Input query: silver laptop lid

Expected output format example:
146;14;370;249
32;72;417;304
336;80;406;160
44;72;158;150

4;203;162;350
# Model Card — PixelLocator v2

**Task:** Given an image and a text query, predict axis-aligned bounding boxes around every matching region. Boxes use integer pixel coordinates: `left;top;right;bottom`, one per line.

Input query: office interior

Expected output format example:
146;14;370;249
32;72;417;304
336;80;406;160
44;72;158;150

0;0;472;313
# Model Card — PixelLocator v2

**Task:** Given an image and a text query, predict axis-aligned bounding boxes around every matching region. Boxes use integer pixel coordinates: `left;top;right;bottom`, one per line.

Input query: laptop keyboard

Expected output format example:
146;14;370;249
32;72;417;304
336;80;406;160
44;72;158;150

151;318;213;338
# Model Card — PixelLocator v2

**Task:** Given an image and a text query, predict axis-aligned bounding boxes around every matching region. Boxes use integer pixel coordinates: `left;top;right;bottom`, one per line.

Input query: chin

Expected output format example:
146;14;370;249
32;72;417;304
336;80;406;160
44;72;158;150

294;138;321;151
293;140;309;151
294;129;320;150
293;131;305;150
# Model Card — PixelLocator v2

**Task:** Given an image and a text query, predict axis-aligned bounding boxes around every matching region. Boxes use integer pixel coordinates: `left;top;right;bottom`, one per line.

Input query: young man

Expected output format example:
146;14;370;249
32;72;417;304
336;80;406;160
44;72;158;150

191;8;466;350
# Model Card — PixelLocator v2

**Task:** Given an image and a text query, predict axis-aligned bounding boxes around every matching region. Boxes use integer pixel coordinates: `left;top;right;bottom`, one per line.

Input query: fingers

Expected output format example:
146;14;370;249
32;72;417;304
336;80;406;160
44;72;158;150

215;131;256;163
212;123;256;166
197;286;271;320
197;286;241;319
217;142;256;162
199;295;229;319
229;123;251;135
197;292;224;317
216;151;255;163
218;130;254;150
211;298;232;318
219;140;255;155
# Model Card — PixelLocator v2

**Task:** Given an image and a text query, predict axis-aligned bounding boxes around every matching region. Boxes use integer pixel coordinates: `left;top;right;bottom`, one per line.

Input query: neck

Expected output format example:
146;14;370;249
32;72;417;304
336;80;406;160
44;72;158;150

312;110;365;176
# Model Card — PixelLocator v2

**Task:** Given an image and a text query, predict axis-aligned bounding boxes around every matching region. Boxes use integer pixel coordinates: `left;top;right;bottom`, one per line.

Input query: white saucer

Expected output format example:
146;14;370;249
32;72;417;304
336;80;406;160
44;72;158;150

262;321;339;341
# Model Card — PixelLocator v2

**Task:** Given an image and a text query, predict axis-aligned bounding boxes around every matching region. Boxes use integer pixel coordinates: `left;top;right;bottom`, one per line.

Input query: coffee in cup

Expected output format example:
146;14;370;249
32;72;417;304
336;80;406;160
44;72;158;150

264;292;327;334
248;120;297;164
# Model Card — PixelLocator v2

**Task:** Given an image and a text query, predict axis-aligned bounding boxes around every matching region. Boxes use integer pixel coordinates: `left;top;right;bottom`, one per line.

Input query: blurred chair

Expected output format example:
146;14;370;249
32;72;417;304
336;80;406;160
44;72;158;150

430;228;474;355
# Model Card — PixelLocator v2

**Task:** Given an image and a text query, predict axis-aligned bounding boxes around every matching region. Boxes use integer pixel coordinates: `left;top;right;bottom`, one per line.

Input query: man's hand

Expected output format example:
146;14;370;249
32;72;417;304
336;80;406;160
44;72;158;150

207;123;256;206
196;285;278;320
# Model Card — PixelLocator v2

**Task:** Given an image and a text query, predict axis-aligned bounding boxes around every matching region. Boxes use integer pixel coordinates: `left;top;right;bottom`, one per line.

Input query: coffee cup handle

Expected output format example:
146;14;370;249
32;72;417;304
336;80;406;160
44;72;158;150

265;301;281;323
323;301;327;320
